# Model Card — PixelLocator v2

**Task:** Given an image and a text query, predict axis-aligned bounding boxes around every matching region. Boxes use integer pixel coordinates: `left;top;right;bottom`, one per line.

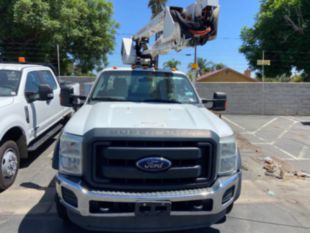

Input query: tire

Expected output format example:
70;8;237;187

0;140;20;191
55;194;69;221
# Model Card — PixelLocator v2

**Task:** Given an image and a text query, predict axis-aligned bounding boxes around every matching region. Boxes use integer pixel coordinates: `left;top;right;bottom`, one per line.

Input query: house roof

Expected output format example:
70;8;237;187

196;67;256;82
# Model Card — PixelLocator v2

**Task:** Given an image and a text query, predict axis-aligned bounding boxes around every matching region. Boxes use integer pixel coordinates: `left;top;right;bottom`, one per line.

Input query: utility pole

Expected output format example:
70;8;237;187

262;50;265;84
257;50;271;115
192;46;199;84
262;50;265;115
194;46;197;69
57;44;61;77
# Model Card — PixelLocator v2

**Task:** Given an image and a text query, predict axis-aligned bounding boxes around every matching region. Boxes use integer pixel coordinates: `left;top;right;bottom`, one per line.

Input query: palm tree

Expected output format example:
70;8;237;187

188;58;214;75
163;59;181;70
197;58;214;74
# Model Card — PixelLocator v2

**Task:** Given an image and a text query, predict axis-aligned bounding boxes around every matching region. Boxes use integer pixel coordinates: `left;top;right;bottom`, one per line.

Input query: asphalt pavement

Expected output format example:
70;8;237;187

0;116;310;233
223;115;310;173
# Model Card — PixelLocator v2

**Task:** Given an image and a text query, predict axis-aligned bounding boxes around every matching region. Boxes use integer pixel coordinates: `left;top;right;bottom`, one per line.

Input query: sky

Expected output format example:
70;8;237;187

107;0;260;74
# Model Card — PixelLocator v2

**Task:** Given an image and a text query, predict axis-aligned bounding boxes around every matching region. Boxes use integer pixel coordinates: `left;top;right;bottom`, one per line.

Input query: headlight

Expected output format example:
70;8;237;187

218;135;238;176
59;133;83;176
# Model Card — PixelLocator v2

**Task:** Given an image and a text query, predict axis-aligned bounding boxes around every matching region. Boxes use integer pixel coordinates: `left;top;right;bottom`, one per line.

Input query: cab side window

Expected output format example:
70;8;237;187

40;71;58;90
25;71;41;93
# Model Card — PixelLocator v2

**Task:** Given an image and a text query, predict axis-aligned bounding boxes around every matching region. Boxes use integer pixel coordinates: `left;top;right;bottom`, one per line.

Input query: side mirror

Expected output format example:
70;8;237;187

202;92;227;112
25;85;53;102
212;92;227;111
38;84;54;101
25;92;39;102
60;86;74;107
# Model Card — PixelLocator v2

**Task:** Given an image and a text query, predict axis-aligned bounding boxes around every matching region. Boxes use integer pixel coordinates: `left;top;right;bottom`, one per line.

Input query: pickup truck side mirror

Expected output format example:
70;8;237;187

26;84;54;102
60;86;87;111
60;86;74;107
38;84;54;101
202;92;227;112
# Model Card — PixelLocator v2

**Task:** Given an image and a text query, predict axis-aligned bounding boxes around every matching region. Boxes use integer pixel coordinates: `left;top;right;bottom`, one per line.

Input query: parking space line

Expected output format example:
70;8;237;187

222;116;246;130
253;142;271;145
273;145;298;160
270;121;298;145
253;117;278;134
282;116;300;123
298;146;309;159
283;158;310;161
253;142;300;160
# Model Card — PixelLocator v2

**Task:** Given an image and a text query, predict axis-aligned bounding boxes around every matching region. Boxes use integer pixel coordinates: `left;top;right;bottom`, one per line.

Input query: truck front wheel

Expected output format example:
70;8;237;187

0;141;19;191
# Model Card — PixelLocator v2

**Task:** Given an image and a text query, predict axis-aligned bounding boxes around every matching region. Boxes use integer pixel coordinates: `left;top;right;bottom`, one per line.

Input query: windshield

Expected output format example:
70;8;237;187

0;70;21;96
90;71;199;104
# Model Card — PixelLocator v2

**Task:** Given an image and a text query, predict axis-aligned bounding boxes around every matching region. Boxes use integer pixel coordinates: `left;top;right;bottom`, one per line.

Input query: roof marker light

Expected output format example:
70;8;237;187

18;57;26;63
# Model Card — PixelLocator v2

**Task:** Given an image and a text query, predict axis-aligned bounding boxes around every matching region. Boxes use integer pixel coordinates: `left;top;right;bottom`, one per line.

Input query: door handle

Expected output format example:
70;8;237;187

24;106;30;124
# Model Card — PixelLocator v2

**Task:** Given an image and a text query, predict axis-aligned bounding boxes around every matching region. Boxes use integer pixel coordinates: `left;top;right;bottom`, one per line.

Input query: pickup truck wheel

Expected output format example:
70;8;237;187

55;194;69;221
0;141;19;191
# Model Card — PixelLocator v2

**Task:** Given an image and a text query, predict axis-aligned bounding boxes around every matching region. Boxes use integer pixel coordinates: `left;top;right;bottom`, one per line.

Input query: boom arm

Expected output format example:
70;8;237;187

122;0;220;66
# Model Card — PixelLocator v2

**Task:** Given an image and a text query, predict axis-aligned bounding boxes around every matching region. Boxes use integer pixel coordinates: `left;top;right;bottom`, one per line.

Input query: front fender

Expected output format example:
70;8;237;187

0;115;28;144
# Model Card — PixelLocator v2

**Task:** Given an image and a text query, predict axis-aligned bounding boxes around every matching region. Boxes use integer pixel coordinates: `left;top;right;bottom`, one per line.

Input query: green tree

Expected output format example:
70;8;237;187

163;59;181;69
240;0;310;81
197;58;213;74
213;63;226;70
0;0;118;74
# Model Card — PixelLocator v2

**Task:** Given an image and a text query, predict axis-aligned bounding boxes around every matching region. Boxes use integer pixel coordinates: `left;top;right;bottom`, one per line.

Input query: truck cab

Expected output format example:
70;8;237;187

54;67;241;232
0;64;72;191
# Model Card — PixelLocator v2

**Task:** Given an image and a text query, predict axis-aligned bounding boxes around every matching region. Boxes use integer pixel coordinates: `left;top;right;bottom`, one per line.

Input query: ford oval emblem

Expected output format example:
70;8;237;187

136;157;172;172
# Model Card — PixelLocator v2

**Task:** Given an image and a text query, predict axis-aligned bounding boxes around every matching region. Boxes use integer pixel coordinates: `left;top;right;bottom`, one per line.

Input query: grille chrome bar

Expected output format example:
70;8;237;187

101;166;202;179
103;147;202;160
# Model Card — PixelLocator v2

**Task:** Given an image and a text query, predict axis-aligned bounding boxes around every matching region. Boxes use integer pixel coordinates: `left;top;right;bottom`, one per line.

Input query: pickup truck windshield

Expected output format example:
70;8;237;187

90;71;199;104
0;70;21;96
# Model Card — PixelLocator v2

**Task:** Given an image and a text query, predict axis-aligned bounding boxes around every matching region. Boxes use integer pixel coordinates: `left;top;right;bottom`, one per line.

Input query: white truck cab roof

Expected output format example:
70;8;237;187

0;63;50;71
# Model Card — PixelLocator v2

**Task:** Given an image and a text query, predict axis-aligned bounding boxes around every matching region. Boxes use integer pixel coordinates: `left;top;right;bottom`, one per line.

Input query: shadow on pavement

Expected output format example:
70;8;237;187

19;182;49;191
18;179;221;233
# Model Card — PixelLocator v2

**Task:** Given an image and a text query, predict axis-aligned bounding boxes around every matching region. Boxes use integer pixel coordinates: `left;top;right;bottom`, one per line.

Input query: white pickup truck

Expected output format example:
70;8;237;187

53;67;242;232
0;64;72;191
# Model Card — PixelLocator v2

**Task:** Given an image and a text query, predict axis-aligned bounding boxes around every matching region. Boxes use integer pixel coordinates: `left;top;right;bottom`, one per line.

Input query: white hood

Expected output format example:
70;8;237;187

65;102;233;138
0;97;14;109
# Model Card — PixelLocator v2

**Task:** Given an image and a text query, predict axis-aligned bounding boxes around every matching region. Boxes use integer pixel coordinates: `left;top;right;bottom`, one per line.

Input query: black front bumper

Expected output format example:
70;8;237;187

67;208;227;232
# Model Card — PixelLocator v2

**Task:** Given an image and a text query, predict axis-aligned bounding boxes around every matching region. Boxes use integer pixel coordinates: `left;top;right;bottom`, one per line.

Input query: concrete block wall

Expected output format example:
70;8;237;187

59;76;96;83
59;76;95;96
196;83;310;116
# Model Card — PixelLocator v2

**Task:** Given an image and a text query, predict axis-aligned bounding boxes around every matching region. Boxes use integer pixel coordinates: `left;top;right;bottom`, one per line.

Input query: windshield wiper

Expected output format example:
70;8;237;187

91;97;128;102
143;99;182;104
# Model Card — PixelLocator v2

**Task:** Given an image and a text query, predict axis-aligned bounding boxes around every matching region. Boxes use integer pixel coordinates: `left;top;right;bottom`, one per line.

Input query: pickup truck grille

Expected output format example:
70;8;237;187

89;140;216;192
